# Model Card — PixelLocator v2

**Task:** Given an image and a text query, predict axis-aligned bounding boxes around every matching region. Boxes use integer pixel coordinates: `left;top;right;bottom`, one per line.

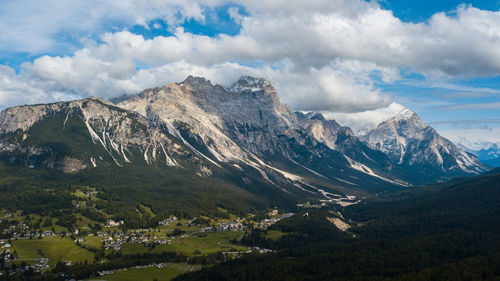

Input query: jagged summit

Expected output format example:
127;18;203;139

114;75;278;105
179;75;272;94
385;108;425;128
228;76;280;104
229;76;271;92
365;109;424;141
302;111;326;121
390;108;417;121
180;75;214;88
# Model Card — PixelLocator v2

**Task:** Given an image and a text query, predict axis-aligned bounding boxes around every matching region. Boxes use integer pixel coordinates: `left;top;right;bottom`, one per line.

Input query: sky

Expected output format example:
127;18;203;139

0;0;500;148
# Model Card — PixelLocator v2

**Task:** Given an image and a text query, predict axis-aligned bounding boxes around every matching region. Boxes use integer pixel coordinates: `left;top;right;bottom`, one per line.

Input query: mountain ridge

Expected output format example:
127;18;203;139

0;76;487;200
457;142;500;168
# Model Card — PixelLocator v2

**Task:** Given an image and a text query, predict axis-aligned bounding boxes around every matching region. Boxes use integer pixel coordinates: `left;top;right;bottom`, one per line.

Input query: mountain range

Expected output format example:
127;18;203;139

0;76;490;204
458;142;500;168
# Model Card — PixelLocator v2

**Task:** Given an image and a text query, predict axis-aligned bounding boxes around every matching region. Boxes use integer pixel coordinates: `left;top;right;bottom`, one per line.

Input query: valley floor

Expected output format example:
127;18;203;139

1;166;500;280
0;209;294;280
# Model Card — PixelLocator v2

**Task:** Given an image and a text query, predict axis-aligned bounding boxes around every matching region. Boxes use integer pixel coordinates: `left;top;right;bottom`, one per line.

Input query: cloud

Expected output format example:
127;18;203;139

453;136;499;150
262;66;392;113
0;0;225;54
228;2;500;77
397;79;500;97
428;119;500;126
430;118;500;147
227;7;244;24
13;30;390;114
0;65;79;110
324;102;405;134
4;1;500;77
442;102;500;111
438;128;500;145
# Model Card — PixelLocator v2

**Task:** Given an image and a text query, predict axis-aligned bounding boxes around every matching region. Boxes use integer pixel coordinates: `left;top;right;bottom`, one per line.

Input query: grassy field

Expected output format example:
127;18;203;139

88;263;200;281
11;236;94;267
156;219;203;233
1;210;98;234
120;231;246;256
81;235;102;249
264;230;286;240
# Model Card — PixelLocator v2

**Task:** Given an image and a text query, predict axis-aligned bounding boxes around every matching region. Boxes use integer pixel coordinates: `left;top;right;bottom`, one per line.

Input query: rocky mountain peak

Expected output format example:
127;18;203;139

229;76;280;103
391;108;416;120
303;111;326;121
229;76;270;91
362;108;489;182
385;108;426;129
180;75;214;88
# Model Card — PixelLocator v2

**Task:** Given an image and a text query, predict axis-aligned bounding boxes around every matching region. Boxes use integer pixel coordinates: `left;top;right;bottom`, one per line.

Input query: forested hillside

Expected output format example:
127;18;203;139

175;172;500;281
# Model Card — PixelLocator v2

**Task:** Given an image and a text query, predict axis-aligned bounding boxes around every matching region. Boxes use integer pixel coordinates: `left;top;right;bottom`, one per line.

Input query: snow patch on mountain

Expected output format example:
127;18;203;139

228;76;271;93
390;108;416;121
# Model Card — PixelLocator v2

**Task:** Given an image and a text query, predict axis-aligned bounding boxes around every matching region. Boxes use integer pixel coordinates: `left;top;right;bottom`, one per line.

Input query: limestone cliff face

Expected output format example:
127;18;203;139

118;76;300;161
0;97;190;172
117;76;402;188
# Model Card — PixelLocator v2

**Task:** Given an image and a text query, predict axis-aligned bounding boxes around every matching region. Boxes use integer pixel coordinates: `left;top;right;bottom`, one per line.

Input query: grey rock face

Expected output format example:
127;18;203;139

117;76;402;189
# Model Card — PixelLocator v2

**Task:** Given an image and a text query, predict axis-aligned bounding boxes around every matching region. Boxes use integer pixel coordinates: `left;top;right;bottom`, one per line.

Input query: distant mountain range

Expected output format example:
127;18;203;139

0;76;490;203
458;142;500;168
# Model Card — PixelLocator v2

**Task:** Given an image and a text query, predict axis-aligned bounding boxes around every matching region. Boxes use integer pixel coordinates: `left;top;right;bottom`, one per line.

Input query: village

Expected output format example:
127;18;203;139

0;209;293;276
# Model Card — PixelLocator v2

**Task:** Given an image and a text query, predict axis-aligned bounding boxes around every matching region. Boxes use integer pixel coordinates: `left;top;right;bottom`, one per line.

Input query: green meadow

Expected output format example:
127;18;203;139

120;231;246;256
80;235;103;249
11;236;94;267
88;263;200;281
264;230;286;240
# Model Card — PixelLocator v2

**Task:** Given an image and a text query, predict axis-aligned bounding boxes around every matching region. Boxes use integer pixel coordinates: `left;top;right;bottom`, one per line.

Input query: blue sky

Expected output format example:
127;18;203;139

379;0;500;147
382;0;500;22
0;0;499;147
